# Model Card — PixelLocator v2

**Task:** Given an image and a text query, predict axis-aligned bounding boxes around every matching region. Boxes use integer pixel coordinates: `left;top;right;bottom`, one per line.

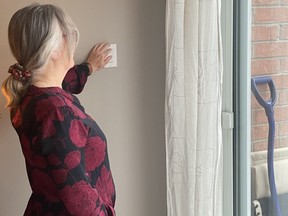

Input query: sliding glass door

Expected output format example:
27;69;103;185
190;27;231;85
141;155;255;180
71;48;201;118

250;1;288;216
235;0;288;216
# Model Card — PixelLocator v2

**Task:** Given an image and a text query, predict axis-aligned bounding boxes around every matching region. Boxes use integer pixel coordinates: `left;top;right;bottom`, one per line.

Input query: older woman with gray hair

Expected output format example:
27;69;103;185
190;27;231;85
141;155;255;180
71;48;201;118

2;3;116;216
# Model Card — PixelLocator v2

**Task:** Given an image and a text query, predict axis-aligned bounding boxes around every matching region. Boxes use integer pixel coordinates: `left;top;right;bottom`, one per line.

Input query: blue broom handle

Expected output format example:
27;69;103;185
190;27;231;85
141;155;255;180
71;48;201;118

251;76;281;216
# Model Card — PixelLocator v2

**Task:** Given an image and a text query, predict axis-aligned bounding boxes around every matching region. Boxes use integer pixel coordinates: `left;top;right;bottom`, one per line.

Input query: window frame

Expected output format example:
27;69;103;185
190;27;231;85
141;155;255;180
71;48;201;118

233;0;252;216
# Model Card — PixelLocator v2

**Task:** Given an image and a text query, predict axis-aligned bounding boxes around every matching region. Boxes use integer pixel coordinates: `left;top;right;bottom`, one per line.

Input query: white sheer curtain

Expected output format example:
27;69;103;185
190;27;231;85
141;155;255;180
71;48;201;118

165;0;223;216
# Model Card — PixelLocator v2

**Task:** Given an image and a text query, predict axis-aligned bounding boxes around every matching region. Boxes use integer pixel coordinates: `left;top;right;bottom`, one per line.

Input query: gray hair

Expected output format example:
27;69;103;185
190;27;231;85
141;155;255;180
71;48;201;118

2;3;79;108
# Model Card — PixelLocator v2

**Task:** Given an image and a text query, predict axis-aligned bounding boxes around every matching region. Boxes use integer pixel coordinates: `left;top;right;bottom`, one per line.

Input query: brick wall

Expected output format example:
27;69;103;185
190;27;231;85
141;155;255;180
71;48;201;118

251;0;288;151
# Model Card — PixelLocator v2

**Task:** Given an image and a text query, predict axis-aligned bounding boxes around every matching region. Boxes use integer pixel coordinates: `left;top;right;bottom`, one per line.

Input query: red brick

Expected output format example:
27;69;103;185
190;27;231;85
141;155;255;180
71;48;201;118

250;3;288;152
272;74;288;90
275;106;288;122
277;90;288;105
251;95;260;109
253;42;288;58
252;137;281;151
253;0;279;5
254;7;288;23
252;109;268;124
252;25;279;41
280;58;288;72
281;0;288;5
251;124;269;140
278;121;288;136
252;105;288;124
251;59;280;75
280;24;288;39
251;139;268;151
274;137;283;149
278;137;288;148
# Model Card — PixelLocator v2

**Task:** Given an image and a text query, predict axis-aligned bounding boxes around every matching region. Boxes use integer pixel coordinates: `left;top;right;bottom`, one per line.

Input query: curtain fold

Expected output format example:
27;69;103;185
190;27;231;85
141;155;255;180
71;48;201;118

165;0;223;215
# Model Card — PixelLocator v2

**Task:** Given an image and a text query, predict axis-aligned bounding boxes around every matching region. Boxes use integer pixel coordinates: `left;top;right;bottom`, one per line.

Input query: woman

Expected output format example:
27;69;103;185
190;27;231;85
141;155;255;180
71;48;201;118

1;3;116;216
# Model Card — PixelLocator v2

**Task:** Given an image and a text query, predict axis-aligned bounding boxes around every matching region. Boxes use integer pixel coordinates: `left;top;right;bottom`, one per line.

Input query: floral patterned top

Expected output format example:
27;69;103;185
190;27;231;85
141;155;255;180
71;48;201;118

11;64;116;216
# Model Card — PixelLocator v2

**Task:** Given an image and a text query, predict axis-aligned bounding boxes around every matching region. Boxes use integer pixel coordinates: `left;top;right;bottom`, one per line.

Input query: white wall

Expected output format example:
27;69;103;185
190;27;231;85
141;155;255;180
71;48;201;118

0;0;166;215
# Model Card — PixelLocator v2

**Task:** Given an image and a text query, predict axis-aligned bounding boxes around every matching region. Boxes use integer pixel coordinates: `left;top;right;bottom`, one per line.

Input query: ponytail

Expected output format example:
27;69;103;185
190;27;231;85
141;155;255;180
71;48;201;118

1;3;79;108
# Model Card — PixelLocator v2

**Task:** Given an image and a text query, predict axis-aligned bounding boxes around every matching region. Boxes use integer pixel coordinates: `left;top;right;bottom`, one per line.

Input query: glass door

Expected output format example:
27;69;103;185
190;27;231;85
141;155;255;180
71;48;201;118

235;0;288;215
250;1;288;216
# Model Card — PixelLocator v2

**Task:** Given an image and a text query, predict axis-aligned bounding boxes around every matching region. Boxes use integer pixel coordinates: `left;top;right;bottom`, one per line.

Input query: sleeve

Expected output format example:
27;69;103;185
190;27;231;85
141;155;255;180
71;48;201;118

39;106;113;216
62;64;90;94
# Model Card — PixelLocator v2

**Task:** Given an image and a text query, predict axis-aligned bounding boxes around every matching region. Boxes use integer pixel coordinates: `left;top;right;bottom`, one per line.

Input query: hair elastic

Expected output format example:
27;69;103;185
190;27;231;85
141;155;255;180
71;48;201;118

8;63;31;81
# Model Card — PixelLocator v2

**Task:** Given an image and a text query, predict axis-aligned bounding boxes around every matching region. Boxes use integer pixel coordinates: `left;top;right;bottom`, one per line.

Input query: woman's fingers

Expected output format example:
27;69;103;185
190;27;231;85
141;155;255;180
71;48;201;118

86;42;112;72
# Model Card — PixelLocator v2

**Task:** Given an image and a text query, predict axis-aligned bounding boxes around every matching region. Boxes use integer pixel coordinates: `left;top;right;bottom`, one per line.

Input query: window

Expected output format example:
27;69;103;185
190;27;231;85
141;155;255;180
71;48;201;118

251;1;288;216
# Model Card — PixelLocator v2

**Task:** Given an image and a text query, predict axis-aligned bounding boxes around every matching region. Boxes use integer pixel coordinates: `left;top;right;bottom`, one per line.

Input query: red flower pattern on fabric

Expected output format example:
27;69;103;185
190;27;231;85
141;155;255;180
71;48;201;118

64;98;87;119
52;168;69;185
60;181;99;215
33;170;59;202
64;150;81;170
20;134;33;159
96;166;115;206
33;155;48;169
35;96;66;122
69;119;88;148
71;106;87;119
62;65;88;94
93;207;107;216
11;109;22;128
48;154;61;166
42;118;57;138
86;136;106;171
13;66;115;215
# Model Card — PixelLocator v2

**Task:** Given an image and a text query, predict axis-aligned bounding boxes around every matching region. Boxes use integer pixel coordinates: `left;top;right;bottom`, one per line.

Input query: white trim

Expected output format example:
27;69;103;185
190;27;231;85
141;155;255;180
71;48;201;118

221;0;234;215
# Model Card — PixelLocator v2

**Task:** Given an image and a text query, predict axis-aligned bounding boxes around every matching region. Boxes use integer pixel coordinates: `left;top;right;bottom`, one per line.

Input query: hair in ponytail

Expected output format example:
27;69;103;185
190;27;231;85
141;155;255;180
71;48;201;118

1;3;79;108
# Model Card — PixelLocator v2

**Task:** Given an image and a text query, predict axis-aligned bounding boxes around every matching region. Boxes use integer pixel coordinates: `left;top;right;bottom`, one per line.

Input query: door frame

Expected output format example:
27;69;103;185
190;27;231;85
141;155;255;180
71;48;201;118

233;0;252;215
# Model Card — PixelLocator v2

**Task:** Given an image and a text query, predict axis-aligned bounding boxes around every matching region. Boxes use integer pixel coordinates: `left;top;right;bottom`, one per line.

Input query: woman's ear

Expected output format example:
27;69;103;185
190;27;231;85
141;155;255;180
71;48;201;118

50;47;61;60
51;38;65;61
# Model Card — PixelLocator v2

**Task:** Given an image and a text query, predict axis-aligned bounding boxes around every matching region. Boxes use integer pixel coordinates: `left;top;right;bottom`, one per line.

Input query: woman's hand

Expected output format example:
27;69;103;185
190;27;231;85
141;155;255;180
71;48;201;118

86;42;112;73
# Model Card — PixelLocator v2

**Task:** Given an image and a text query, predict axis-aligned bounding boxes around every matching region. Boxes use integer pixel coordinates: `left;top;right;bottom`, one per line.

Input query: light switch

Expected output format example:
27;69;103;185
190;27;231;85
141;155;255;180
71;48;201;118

105;44;117;68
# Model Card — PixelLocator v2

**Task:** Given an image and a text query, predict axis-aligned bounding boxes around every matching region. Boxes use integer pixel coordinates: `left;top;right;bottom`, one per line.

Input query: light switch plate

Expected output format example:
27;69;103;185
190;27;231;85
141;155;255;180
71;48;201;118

105;44;117;68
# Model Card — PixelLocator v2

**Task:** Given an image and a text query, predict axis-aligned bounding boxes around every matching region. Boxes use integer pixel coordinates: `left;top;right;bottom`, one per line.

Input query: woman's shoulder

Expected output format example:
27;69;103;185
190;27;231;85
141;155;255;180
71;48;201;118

24;85;74;111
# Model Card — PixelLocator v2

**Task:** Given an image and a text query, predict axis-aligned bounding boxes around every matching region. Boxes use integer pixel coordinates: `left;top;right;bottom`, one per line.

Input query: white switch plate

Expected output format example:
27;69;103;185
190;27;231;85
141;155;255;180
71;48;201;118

105;44;117;68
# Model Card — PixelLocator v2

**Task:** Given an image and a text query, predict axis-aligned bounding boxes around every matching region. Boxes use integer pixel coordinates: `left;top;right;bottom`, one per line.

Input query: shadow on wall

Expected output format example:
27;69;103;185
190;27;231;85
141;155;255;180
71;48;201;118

0;100;31;215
